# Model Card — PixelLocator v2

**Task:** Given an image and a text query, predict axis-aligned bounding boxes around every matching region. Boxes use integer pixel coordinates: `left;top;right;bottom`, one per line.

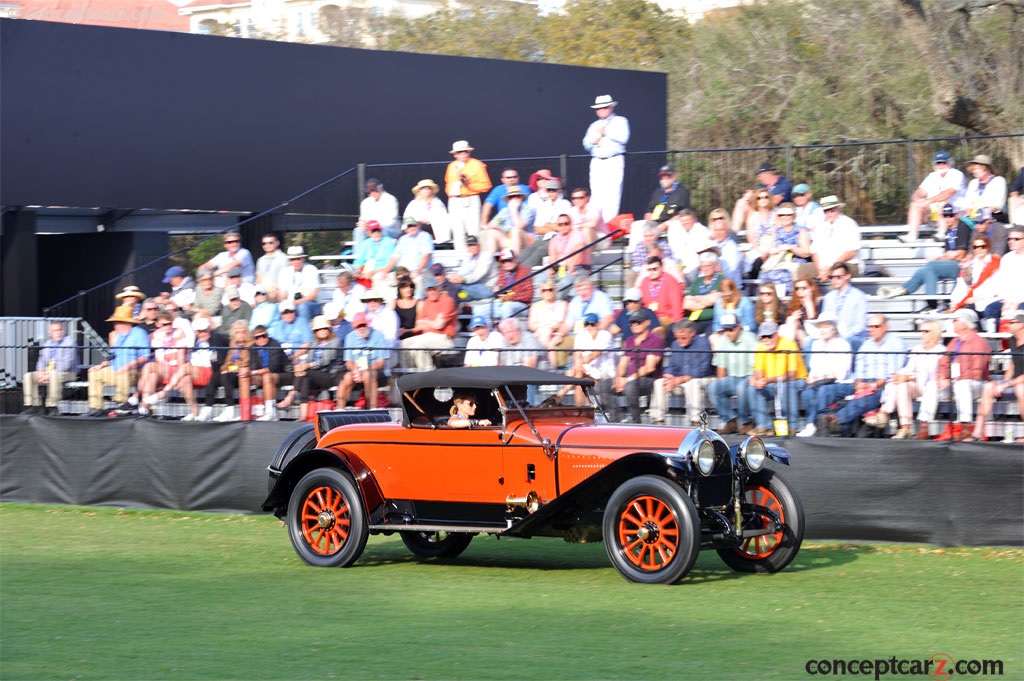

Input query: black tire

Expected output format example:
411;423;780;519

399;531;474;559
286;468;368;568
717;469;804;573
603;475;701;584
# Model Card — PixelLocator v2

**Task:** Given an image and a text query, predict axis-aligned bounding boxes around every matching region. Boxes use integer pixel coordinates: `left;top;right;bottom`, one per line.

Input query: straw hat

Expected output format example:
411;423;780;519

449;140;474;154
115;285;145;300
412;179;439;194
106;305;140;324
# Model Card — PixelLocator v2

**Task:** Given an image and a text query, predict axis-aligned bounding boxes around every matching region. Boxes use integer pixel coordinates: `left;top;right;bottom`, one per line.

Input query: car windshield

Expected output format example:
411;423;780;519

402;382;606;427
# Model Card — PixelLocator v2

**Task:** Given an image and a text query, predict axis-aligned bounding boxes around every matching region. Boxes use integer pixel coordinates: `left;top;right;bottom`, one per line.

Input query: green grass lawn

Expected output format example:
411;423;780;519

1;503;1021;681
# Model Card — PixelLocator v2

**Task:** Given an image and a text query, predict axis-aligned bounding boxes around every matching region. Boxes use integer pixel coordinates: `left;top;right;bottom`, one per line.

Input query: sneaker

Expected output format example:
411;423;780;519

877;285;907;299
197;406;213;422
137;405;150;417
127;395;140;407
897;233;918;243
181;413;197;422
214;406;237;422
143;392;164;406
256;412;278;422
863;411;888;428
795;423;817;438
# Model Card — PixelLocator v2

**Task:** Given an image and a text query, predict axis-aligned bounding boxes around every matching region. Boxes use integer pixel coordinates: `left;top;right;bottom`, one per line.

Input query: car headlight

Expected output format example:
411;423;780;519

694;439;716;476
740;436;766;472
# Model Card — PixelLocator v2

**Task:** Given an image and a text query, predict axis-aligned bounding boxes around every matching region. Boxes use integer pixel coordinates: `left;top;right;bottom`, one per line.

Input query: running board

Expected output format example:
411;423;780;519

370;523;509;534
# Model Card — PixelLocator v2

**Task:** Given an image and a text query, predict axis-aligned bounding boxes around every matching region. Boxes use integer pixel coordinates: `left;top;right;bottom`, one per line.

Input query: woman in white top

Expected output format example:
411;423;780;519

404;180;451;245
959;155;1007;221
528;281;569;369
869;320;945;439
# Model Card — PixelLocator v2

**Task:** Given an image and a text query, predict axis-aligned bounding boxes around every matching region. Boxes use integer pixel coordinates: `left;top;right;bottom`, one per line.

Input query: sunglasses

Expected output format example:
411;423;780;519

777;212;794;217
824;207;840;213
794;286;809;291
557;221;572;226
353;324;367;329
867;324;884;329
282;309;296;314
934;161;949;165
759;335;774;340
224;239;239;244
711;216;727;221
629;320;645;325
541;288;555;292
759;291;774;295
584;321;596;327
546;188;560;193
253;333;268;339
144;306;158;311
829;274;845;280
156;322;170;328
972;244;987;249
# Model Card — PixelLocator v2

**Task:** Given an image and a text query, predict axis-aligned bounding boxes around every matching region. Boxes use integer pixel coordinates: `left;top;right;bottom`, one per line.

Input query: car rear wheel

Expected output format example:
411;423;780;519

287;468;368;568
717;470;804;573
603;475;700;584
400;531;474;559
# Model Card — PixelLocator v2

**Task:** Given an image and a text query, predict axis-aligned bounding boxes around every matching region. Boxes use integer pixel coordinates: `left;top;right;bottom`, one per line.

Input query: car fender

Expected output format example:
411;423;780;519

509;451;689;537
261;446;385;521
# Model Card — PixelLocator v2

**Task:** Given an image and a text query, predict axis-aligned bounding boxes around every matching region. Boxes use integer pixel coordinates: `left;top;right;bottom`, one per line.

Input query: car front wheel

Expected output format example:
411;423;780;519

400;531;474;559
717;469;804;573
286;468;368;568
603;475;701;584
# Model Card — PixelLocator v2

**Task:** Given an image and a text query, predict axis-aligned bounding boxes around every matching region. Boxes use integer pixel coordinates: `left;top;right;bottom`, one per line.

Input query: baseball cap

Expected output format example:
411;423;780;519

657;165;674;176
720;313;739;330
545;178;563;191
757;321;779;337
470;315;489;329
941;204;957;217
933;150;951;163
227;267;242;278
225;285;240;300
627;310;647;323
496;248;516;262
279;301;296;313
422;274;441;289
756;161;776;175
365;219;381;232
1012;311;1024;324
792;183;811;195
429;263;446;276
162;265;185;283
466;235;479;246
583;312;600;325
623;288;642;302
365;178;382;191
955;308;978;327
191;317;211;331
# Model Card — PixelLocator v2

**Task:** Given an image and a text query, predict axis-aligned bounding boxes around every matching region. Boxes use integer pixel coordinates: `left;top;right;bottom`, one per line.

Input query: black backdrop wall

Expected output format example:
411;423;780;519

2;417;1021;547
0;19;667;213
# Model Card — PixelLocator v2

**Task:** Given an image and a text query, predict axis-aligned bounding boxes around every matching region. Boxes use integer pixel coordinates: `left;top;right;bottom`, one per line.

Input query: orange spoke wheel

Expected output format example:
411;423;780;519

717;470;804;574
287;468;368;568
617;495;681;571
604;476;700;584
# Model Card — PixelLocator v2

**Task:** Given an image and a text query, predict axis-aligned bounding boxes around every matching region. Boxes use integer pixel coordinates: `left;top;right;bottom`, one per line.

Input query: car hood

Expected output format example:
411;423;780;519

537;421;696;453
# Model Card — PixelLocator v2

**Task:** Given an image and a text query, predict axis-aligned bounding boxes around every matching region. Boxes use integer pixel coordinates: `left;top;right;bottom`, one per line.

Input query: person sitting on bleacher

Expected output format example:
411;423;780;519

779;277;822;349
405;179;450;245
139;310;188;414
711;278;756;334
863;320;945;440
611;312;665;424
464;316;502;368
609;288;662;341
707;313;757;434
482;185;536;259
683;252;725;336
795;317;853;438
398;275;457;372
331;269;367;321
821;314;906;437
547;213;590;279
987;226;1024;321
649;320;714;427
747;321;807;437
178;317;228;422
959;155;1007;225
819;263;868;351
248;323;289;421
275;246;320;322
640;256;684;331
556;312;617;407
665;210;709;283
791;184;822;235
808;195;861;282
902;150;965;243
705;209;743;286
353;221;397;294
877;204;972;311
356;178;401;244
497;318;544;370
291;315;343;421
918;309;991;442
970;209;1008;257
268;302;313;411
248;286;280;332
949;235;1001;321
560;275;616;346
338;312;390;410
625;221;676;290
446;236;496;302
966;310;1024;443
186;269;222;326
220;286;252;332
479;249;533;320
22;320;76;416
213;321;253;422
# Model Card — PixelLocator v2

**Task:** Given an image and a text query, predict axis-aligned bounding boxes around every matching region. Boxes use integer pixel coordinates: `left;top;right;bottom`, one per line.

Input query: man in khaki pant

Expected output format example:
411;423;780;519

85;305;151;417
22;321;77;415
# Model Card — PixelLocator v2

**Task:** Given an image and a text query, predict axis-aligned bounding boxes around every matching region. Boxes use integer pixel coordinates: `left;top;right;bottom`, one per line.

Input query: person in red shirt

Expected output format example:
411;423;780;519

399;274;458;371
639;256;684;330
921;308;992;441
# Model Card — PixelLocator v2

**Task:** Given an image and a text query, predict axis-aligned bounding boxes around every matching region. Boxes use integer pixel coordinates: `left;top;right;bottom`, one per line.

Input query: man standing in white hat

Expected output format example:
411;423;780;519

444;140;492;253
583;94;630;223
275;246;320;322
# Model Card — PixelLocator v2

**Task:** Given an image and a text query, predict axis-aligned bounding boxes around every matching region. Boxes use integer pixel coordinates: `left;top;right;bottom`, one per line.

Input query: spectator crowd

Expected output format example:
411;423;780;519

22;117;1024;441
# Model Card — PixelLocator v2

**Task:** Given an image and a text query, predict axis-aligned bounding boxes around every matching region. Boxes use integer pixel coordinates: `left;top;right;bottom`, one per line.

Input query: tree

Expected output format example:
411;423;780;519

894;0;1024;164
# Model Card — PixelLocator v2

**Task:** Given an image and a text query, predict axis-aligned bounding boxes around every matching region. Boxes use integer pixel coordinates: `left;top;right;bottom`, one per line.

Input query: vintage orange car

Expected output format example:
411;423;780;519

261;366;804;584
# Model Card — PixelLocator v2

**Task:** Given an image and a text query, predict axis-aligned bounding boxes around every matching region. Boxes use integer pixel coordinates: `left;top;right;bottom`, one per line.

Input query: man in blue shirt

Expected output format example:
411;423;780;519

819;262;869;351
23;320;77;415
85;306;151;416
338;312;391;409
649;320;714;425
481;167;531;225
823;314;907;437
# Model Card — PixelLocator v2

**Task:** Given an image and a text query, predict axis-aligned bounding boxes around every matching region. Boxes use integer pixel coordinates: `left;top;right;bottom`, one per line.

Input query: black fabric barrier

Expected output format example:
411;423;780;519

1;416;1021;546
